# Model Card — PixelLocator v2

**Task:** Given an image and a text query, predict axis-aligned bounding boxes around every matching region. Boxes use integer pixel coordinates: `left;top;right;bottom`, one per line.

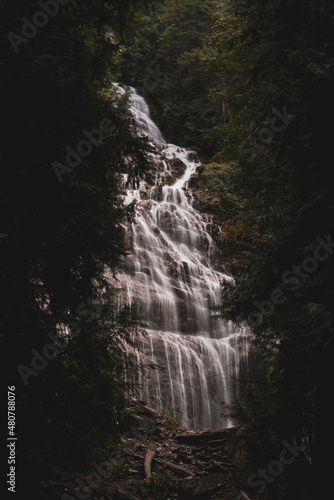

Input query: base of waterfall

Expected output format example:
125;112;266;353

126;328;250;431
40;400;256;500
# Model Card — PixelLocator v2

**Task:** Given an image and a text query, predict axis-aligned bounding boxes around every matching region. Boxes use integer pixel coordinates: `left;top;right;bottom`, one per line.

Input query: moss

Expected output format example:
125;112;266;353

190;160;232;193
201;161;232;175
161;407;183;432
140;466;179;500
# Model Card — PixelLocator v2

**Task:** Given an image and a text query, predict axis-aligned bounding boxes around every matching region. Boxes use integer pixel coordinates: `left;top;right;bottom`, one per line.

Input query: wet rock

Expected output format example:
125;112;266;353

187;150;200;163
166;157;187;177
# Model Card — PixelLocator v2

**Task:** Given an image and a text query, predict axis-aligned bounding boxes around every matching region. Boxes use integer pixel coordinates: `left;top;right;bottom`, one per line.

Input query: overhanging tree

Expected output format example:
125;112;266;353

0;0;161;481
208;1;334;497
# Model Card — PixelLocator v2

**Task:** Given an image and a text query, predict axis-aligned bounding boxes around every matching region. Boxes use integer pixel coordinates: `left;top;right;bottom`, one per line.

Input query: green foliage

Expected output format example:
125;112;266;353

119;0;223;155
109;455;130;480
140;466;179;500
161;407;182;431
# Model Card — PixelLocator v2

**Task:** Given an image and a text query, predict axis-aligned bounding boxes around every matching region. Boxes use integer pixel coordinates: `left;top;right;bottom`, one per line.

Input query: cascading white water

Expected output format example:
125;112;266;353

114;84;249;430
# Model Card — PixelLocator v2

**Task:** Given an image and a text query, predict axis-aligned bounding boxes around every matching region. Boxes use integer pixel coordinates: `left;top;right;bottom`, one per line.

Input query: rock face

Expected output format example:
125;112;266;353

111;85;250;431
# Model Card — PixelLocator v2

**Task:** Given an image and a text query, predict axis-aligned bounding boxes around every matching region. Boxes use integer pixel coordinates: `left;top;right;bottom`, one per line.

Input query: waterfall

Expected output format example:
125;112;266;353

113;84;250;430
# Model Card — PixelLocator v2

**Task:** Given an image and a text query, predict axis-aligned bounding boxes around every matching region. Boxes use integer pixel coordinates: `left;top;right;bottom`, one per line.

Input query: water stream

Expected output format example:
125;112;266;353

114;84;249;430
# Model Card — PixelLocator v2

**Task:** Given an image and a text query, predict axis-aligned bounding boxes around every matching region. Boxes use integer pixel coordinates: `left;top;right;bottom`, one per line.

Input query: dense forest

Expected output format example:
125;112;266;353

1;0;333;499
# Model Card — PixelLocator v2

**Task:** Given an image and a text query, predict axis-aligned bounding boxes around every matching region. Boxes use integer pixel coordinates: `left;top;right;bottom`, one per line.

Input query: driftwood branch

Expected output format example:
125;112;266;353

144;450;156;478
241;490;252;500
153;456;193;477
213;460;231;473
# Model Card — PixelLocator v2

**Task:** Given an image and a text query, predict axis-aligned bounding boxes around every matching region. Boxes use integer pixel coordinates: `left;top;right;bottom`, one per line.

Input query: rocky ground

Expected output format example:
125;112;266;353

38;401;262;500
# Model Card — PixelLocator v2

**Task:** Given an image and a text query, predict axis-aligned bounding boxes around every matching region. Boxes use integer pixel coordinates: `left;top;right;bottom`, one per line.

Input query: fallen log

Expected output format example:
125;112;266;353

176;429;229;445
144;450;156;478
153;456;193;477
206;438;228;447
114;489;141;500
129;399;160;419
